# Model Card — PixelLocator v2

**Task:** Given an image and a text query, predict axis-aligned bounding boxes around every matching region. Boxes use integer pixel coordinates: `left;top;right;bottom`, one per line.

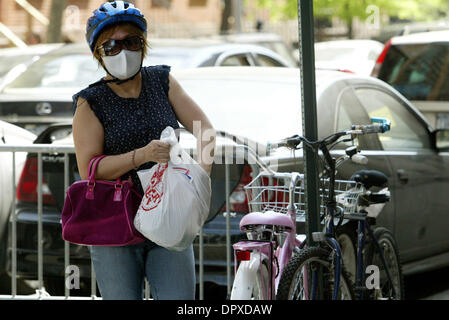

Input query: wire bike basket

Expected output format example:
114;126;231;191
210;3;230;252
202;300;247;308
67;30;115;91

244;172;364;219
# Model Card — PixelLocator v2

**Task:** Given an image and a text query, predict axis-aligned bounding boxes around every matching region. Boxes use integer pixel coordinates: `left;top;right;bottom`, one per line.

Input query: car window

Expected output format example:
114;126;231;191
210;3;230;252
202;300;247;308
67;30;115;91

335;86;374;149
355;88;431;150
378;43;449;101
256;54;284;67
220;54;251;66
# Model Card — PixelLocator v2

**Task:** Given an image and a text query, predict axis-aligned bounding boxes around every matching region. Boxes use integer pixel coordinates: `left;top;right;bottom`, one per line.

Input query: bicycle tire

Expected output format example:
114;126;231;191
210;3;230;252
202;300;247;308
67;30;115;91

364;227;404;300
336;223;358;283
276;246;354;300
230;259;271;300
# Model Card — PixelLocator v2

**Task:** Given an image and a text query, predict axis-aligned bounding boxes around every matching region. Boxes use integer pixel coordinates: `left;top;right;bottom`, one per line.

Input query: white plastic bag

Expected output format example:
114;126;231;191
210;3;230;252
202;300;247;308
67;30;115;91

134;126;211;251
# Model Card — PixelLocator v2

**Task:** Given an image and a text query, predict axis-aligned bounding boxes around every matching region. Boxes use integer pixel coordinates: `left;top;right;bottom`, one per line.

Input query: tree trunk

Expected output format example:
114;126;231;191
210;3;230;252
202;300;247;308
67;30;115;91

220;0;233;35
347;17;353;39
344;1;353;39
46;0;68;43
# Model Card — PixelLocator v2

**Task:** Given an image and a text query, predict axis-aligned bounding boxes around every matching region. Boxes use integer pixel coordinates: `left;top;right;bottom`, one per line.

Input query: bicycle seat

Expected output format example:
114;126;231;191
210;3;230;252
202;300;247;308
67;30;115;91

350;170;388;189
240;211;294;232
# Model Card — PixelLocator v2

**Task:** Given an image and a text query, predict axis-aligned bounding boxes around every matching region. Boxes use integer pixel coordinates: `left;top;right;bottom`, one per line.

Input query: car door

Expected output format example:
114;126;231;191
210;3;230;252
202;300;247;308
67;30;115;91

329;84;395;233
353;86;448;262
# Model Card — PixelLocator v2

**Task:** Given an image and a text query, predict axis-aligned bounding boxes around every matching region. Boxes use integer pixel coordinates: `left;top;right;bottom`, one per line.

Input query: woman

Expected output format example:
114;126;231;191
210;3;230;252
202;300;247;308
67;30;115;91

72;1;215;300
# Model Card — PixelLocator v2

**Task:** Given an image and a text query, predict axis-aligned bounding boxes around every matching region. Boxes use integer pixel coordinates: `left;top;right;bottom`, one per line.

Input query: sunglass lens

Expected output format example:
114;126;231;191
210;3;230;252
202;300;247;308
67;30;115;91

103;40;121;56
124;36;142;51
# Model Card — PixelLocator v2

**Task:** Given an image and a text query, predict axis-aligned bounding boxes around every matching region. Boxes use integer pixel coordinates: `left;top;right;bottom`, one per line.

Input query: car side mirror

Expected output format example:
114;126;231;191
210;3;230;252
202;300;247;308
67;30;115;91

433;129;449;150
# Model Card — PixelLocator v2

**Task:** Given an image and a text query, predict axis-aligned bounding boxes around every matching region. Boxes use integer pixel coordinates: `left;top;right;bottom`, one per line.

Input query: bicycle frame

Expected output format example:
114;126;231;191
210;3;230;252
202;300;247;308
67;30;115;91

231;171;303;299
354;218;398;300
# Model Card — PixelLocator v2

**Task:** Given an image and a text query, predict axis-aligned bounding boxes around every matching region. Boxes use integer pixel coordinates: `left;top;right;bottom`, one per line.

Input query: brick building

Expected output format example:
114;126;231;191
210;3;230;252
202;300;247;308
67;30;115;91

0;0;223;47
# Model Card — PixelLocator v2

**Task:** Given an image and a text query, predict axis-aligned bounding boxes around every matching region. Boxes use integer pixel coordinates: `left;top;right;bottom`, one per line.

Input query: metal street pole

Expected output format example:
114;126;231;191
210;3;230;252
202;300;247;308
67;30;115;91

297;0;321;246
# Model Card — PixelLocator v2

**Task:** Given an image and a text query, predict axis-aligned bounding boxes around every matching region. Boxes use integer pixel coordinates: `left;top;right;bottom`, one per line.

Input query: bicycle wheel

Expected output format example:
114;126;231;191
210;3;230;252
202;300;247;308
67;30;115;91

276;246;354;300
336;223;358;283
365;227;404;300
230;260;271;300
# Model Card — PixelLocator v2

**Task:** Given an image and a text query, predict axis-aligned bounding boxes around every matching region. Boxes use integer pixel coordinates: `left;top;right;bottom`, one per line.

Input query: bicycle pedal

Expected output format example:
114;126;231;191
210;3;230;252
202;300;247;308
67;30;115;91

312;232;326;242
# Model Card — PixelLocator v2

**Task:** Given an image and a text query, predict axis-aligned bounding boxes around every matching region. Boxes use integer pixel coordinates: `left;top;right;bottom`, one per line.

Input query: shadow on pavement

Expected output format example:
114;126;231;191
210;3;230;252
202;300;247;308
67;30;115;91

404;266;449;300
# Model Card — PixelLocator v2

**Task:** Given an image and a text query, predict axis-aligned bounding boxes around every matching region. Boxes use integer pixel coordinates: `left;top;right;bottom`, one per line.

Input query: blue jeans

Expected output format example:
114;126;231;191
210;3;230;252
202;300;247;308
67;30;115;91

88;240;196;300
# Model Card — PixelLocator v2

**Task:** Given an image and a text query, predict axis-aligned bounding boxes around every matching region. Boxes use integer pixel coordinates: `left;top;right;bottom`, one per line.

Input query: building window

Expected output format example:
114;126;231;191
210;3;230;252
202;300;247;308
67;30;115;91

152;0;171;9
189;0;207;7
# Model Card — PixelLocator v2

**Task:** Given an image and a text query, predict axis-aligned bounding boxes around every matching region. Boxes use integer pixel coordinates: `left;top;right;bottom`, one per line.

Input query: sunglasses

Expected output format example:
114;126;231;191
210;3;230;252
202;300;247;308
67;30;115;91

98;36;144;57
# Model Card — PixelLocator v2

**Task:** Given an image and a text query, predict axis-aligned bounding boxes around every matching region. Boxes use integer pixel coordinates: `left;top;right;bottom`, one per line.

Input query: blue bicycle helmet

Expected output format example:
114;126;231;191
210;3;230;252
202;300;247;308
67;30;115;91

86;1;147;52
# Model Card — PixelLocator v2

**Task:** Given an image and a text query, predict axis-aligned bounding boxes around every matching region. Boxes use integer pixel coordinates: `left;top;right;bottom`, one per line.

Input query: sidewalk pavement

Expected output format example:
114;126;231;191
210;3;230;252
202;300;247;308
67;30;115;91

423;289;449;300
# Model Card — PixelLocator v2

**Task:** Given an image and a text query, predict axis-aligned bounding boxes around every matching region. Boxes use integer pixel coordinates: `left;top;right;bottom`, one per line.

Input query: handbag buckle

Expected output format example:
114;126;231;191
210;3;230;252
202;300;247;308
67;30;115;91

85;181;96;200
114;182;123;202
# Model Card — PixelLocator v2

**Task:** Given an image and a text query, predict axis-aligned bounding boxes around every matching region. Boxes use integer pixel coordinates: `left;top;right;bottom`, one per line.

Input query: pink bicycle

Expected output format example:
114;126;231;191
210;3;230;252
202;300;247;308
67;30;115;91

230;166;304;300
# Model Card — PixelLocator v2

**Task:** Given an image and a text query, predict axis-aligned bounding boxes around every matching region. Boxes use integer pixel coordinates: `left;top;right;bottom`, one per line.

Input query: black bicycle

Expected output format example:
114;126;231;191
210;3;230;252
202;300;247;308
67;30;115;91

273;118;404;300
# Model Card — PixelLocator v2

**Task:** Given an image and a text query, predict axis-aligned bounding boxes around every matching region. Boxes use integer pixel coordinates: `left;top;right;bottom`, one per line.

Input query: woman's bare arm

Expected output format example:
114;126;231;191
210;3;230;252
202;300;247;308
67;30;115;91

168;74;216;174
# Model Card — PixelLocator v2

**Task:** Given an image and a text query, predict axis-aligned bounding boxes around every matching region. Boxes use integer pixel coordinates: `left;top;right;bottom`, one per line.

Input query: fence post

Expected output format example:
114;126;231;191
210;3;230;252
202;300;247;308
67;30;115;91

37;152;44;293
225;163;231;296
11;151;17;296
199;227;204;300
64;153;70;298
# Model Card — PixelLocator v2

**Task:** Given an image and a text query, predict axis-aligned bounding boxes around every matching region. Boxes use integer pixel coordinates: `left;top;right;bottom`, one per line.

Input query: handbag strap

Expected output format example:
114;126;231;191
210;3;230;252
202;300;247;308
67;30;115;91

87;155;107;181
87;155;124;185
85;155;124;201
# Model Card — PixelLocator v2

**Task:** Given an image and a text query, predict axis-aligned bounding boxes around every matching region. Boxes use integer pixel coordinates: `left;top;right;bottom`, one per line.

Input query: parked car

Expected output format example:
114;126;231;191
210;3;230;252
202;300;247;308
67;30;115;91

145;43;294;69
0;42;293;136
314;39;384;75
375;21;449;43
6;67;449;297
0;120;36;289
211;32;298;67
372;30;449;128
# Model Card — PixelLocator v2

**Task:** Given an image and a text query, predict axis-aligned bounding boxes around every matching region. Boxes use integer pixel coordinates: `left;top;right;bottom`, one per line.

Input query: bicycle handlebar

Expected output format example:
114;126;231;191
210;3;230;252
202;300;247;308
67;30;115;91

267;118;391;152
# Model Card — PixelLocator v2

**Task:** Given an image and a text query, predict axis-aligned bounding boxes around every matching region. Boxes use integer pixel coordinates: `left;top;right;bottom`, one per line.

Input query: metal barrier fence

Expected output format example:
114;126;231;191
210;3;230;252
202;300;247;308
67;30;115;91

0;144;234;300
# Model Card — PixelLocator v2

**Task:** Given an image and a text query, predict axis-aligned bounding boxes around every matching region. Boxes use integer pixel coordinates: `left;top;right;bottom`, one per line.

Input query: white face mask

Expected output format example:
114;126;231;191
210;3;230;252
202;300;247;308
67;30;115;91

102;49;142;80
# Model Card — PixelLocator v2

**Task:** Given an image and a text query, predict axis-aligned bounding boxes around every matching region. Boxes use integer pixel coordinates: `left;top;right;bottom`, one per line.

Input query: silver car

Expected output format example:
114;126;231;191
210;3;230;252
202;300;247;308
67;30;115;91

175;67;449;277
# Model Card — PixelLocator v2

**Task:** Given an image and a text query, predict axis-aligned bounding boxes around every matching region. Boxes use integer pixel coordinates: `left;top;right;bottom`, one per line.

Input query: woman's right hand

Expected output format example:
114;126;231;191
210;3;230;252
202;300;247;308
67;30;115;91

141;140;171;163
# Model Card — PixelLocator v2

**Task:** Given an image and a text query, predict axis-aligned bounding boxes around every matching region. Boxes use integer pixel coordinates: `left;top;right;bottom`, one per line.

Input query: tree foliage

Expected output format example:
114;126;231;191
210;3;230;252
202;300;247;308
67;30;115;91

255;0;449;22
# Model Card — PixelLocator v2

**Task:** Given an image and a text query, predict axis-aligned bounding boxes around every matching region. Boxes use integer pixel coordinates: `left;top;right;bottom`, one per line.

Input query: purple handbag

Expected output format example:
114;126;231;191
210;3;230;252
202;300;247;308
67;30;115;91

61;155;145;246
